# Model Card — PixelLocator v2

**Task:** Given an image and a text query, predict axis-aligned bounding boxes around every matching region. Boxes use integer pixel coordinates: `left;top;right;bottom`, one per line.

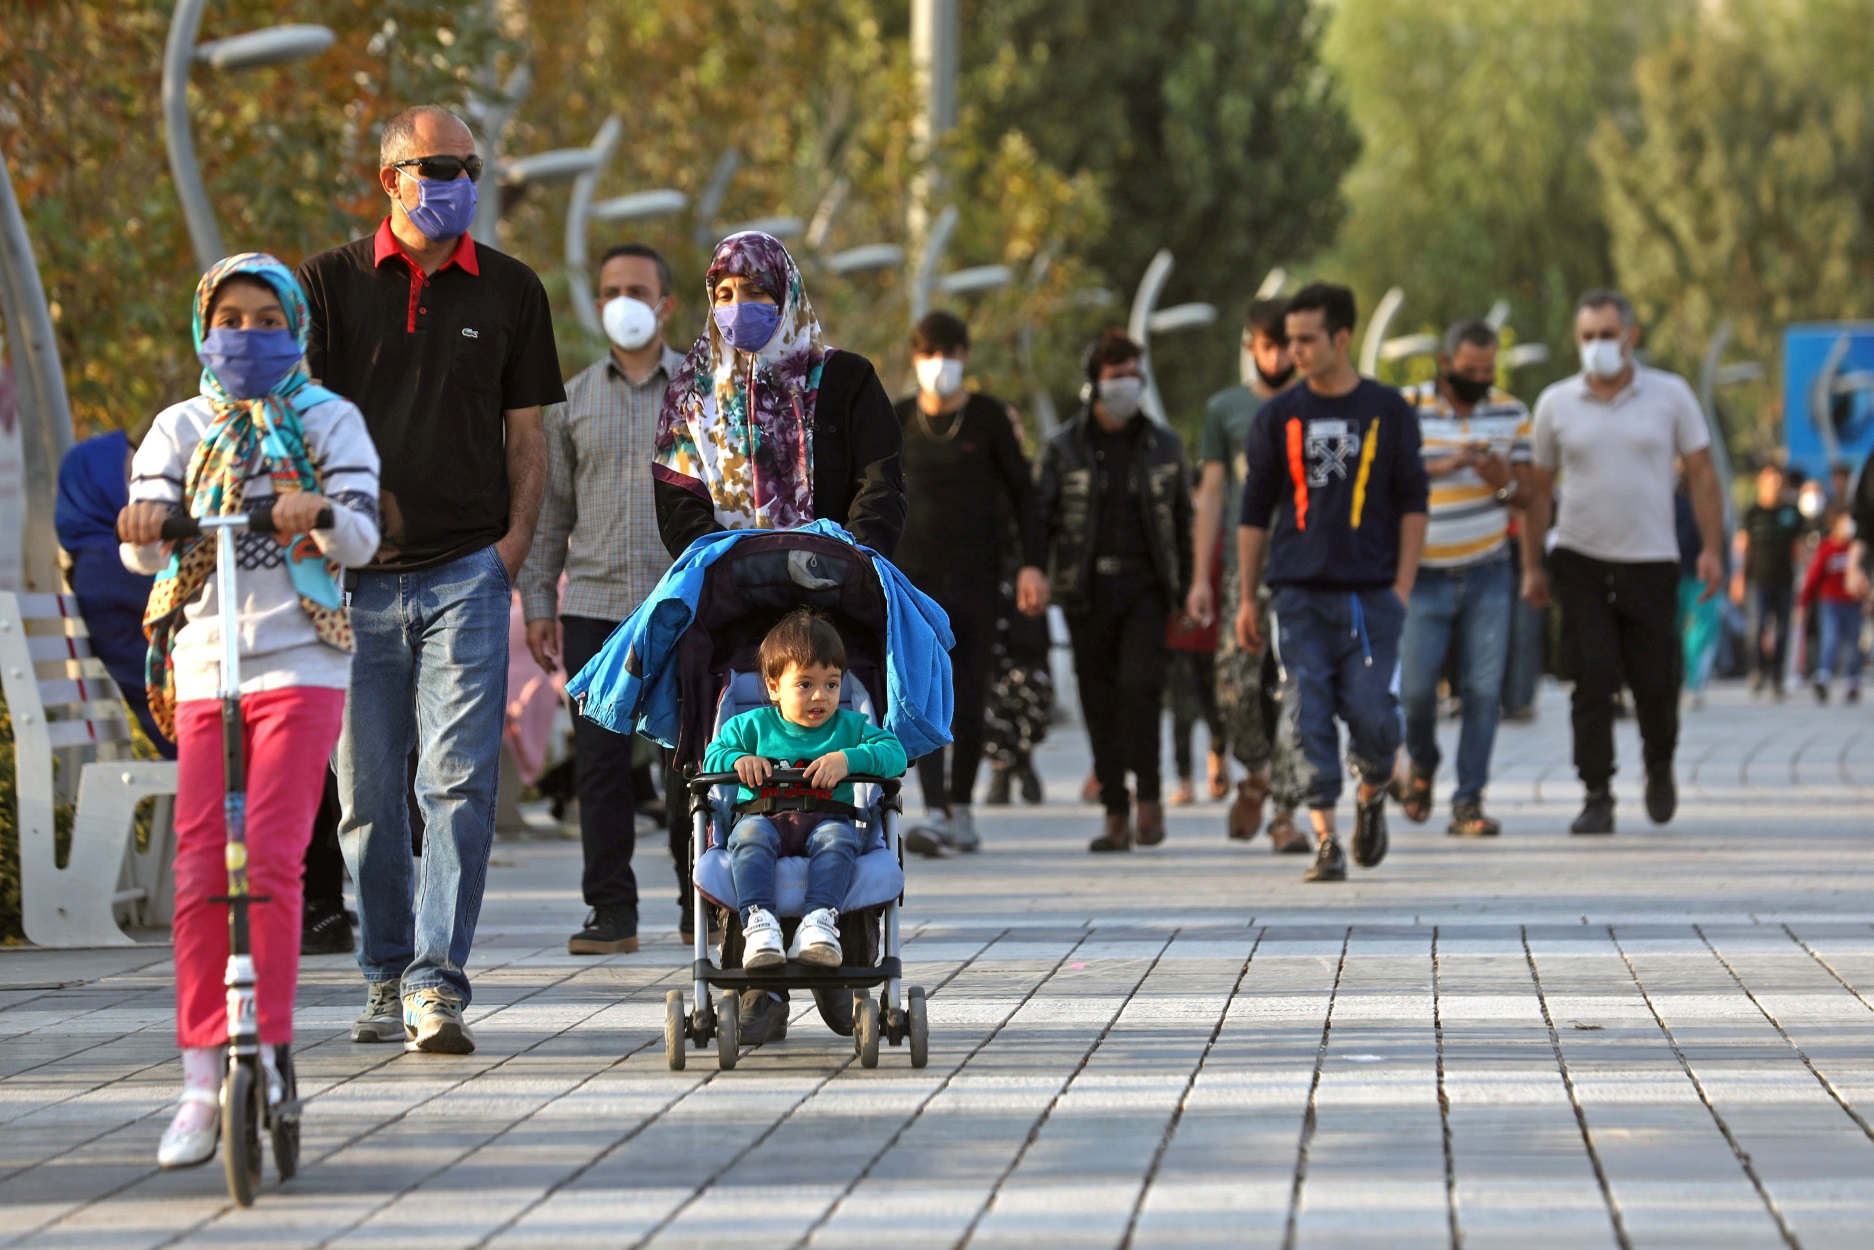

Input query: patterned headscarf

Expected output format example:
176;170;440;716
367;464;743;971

654;231;828;532
142;253;353;737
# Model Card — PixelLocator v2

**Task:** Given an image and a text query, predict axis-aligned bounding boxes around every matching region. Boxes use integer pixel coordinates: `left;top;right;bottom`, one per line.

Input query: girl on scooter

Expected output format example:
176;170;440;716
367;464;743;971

118;253;380;1170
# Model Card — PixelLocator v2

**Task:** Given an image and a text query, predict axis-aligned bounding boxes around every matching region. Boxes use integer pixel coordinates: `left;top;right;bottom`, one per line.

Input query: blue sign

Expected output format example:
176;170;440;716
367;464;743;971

1783;323;1874;482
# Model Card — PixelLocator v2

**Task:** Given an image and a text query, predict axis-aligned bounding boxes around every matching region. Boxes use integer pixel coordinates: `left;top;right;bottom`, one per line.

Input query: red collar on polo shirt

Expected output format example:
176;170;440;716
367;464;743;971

372;217;480;276
373;218;479;332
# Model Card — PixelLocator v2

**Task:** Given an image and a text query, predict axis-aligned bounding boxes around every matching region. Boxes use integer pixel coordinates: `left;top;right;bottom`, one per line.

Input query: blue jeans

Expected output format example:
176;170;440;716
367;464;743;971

1501;541;1545;715
728;815;862;919
1400;554;1513;806
336;545;510;1004
1273;585;1405;810
1816;599;1866;687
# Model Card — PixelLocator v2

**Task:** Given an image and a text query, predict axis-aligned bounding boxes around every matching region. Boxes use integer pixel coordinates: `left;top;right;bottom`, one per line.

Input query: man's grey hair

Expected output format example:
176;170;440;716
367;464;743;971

379;105;474;168
1576;287;1636;327
1441;318;1498;358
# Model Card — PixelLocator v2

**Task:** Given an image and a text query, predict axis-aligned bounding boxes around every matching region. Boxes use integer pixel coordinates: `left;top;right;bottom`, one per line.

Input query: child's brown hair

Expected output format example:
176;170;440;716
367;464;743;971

758;609;846;683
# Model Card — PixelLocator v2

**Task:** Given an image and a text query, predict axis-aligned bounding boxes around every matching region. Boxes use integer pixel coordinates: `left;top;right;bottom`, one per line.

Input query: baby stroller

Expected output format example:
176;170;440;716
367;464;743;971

572;527;937;1072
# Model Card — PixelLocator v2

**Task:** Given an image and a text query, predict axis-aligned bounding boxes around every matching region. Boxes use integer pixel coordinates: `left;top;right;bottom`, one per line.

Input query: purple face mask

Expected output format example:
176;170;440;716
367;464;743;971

399;170;478;242
714;301;781;352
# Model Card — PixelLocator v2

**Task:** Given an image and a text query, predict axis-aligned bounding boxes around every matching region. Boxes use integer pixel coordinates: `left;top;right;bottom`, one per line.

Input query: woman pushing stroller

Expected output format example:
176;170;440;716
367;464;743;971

118;254;380;1170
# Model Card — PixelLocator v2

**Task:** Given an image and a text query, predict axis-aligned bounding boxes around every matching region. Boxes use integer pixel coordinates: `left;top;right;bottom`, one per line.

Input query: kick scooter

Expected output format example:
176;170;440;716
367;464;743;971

161;502;329;1206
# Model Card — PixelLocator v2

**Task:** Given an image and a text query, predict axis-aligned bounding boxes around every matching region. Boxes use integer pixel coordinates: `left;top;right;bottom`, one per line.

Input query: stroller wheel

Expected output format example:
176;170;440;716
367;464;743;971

716;991;739;1070
221;1062;262;1207
908;986;929;1069
665;991;687;1071
855;992;880;1069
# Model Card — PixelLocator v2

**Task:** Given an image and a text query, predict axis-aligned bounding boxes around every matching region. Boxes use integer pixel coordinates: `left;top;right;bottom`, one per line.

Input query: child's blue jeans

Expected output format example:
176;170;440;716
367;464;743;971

728;815;863;921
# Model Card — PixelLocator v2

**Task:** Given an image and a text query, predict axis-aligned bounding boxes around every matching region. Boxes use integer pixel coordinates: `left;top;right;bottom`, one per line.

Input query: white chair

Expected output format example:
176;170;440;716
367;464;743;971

0;591;177;946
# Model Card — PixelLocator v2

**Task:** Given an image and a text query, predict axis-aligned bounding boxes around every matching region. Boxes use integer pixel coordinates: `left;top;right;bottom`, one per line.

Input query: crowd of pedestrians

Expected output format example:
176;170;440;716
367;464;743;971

41;99;1874;1168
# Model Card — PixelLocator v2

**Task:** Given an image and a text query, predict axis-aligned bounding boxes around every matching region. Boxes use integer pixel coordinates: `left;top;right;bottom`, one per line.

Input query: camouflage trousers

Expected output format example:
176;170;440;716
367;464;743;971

1216;568;1306;811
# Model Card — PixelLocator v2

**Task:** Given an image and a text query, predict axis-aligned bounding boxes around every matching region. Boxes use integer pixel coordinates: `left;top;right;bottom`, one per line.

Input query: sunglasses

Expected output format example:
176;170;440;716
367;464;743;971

389;154;484;183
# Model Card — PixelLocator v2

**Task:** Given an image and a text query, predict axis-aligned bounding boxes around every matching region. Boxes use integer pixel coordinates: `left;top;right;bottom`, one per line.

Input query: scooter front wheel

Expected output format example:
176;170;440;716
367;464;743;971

222;1063;262;1206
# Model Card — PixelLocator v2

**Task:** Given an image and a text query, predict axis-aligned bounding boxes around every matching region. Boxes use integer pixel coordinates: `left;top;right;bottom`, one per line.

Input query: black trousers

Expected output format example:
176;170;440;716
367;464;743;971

563;615;639;911
304;769;345;905
1067;574;1169;815
1166;650;1222;778
1550;547;1680;790
916;584;997;810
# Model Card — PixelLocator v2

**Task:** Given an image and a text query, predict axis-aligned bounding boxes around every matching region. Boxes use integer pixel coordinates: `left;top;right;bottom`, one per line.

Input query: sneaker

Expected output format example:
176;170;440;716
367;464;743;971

1848;686;1862;705
568;905;639;955
941;805;981;852
1816;681;1831;705
737;990;789;1046
403;988;475;1054
157;1089;220;1169
985;766;1014;806
795;907;843;967
902;812;948;858
301;897;354;955
742;906;785;971
1303;837;1347;882
351;978;405;1043
1570;789;1616;835
1644;766;1677;825
1447;801;1501;837
1352;788;1389;868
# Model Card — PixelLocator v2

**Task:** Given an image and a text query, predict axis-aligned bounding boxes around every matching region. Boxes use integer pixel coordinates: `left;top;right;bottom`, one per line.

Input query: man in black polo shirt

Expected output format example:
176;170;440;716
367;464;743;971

298;104;566;1055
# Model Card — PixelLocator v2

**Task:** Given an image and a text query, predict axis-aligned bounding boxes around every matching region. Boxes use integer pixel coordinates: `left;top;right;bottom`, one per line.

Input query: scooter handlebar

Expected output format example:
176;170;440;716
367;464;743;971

158;505;335;541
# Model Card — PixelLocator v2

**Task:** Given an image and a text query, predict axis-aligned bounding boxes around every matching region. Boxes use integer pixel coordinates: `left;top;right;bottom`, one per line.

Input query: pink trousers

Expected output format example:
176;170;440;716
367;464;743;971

173;686;345;1047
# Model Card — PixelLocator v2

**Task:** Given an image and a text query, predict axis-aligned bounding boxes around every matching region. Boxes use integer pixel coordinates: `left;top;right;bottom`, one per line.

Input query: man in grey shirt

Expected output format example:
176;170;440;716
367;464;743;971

520;243;683;954
1521;289;1726;835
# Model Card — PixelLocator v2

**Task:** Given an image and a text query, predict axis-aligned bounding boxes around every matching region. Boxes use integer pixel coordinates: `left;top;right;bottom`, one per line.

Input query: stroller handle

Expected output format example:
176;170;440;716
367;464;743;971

688;768;902;798
160;505;336;541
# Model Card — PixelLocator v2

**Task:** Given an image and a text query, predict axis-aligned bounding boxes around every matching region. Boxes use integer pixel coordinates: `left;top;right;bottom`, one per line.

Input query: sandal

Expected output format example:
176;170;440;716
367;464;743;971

1387;769;1434;825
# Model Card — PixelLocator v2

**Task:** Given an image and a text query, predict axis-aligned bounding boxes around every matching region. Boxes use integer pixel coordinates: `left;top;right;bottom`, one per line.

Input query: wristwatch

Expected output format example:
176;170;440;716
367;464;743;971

1495;479;1519;504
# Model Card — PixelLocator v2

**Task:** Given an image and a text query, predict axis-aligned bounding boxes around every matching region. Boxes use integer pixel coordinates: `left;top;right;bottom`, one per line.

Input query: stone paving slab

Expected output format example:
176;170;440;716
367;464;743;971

2;683;1873;1248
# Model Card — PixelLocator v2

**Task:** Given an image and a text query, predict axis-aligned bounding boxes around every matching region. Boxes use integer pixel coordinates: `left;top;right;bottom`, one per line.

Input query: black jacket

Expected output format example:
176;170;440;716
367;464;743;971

1035;408;1193;614
655;350;907;559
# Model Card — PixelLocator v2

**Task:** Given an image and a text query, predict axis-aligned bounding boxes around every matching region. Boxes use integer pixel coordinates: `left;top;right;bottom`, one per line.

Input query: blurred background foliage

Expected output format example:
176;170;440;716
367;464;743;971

6;0;1874;454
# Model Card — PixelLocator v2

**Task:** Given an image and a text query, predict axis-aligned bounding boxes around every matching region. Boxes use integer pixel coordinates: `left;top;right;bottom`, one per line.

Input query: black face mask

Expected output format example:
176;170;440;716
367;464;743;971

1444;372;1492;406
1256;363;1296;390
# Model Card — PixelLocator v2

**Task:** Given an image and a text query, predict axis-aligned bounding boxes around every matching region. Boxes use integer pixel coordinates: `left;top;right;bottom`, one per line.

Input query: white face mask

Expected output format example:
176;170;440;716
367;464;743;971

1097;375;1145;420
1578;337;1627;380
602;296;660;352
915;355;965;399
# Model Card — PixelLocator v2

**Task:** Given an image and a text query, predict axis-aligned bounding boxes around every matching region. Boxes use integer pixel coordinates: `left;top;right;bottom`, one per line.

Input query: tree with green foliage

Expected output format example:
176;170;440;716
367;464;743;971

964;0;1356;432
1322;0;1662;390
1593;1;1874;451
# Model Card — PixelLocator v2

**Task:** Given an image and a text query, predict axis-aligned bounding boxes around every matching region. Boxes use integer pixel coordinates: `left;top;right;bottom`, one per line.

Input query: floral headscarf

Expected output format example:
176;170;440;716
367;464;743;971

142;253;352;737
653;231;828;531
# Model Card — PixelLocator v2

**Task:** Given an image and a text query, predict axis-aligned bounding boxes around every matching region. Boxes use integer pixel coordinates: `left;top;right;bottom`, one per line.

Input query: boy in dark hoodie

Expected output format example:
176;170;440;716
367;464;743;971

1235;283;1429;881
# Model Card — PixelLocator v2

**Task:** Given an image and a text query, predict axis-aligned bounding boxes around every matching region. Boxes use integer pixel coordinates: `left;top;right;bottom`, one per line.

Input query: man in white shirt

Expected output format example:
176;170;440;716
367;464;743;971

1521;290;1726;835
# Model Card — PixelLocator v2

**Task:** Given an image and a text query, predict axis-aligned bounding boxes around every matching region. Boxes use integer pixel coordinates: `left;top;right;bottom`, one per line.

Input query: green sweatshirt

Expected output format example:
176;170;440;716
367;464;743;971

703;706;908;805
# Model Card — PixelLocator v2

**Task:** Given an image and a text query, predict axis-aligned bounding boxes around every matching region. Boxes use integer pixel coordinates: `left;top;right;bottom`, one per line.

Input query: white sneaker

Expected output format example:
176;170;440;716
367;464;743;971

795;907;843;967
943;805;981;852
157;1088;220;1169
742;906;785;971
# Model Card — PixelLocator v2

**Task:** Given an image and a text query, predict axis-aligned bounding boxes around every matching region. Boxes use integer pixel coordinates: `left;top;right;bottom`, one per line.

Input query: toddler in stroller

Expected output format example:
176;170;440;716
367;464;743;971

704;610;907;975
565;522;953;1071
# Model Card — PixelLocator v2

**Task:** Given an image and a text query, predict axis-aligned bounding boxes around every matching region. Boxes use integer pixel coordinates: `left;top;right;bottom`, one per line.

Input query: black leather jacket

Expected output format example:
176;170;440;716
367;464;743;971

1035;408;1193;614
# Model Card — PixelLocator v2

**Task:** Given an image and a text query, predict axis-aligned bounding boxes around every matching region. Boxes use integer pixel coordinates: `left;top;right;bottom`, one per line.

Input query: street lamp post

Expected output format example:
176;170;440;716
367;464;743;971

0;160;73;590
1126;249;1217;424
910;204;1011;326
162;0;335;272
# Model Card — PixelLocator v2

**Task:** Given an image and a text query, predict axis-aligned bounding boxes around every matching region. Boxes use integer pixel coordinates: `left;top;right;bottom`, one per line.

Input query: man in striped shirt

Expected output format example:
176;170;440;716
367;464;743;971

1395;319;1532;837
520;243;684;956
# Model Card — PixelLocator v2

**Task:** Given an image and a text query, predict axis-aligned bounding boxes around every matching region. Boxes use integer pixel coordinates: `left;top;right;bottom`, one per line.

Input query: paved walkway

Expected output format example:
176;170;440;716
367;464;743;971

3;683;1872;1248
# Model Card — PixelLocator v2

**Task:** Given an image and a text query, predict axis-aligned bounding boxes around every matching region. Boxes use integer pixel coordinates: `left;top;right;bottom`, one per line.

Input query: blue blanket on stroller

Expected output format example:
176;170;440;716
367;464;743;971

566;520;956;759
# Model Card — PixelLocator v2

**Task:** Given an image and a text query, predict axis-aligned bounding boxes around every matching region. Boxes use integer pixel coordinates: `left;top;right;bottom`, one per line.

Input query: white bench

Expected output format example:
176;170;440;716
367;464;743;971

0;591;177;946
